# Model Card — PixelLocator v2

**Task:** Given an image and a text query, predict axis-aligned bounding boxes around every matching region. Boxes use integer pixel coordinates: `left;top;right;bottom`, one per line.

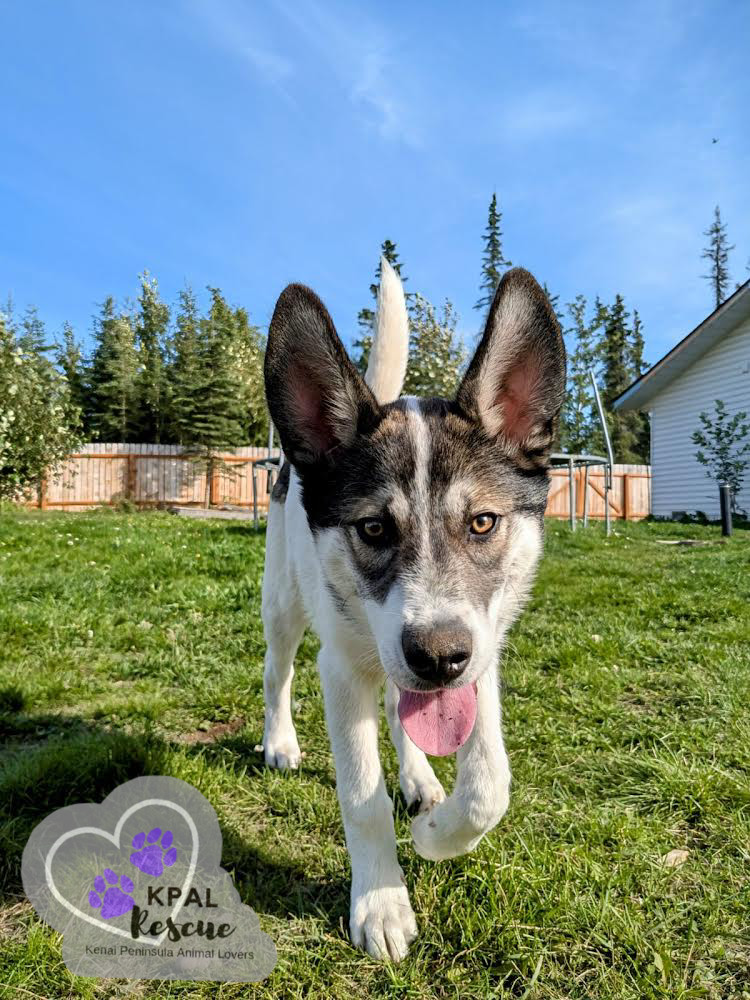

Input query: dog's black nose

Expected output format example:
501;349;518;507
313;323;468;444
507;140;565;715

401;622;472;686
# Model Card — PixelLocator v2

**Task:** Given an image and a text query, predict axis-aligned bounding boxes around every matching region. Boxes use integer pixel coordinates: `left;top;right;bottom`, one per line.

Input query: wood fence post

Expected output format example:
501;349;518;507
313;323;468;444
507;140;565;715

568;458;576;531
127;455;137;501
623;473;630;521
39;474;47;510
209;458;219;507
576;466;585;519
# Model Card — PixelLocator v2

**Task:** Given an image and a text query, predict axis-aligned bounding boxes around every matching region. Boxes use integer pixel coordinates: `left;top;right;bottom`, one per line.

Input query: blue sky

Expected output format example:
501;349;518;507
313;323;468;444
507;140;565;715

1;0;748;365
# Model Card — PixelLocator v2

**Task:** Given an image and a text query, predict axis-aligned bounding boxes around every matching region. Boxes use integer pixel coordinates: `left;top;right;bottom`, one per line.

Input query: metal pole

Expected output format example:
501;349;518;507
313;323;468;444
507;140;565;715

568;458;576;531
590;370;615;537
252;465;259;531
583;463;590;528
719;483;732;537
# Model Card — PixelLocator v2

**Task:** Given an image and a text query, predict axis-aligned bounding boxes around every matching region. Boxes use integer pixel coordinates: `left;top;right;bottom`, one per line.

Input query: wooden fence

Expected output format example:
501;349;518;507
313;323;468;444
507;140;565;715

31;445;651;521
546;464;651;522
34;444;282;511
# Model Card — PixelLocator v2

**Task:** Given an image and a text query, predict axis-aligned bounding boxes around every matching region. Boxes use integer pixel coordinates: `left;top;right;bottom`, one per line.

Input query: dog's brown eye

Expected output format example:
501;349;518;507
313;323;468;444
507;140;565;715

470;513;497;536
356;518;388;545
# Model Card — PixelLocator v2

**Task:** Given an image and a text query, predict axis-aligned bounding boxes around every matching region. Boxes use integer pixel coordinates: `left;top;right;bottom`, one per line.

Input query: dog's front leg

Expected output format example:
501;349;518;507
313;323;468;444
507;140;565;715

411;662;510;861
320;647;417;961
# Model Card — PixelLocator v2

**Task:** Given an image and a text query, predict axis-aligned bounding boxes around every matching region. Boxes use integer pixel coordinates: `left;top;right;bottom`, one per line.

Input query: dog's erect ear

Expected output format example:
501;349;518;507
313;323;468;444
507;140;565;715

455;268;566;461
264;284;381;466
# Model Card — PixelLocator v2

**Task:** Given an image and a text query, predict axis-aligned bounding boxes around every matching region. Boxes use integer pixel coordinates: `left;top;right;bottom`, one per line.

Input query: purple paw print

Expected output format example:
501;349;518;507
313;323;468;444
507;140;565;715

129;827;177;877
88;868;135;919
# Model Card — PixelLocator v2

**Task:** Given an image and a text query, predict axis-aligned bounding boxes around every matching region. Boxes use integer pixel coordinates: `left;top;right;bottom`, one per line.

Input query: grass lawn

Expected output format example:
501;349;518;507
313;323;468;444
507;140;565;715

1;508;749;1000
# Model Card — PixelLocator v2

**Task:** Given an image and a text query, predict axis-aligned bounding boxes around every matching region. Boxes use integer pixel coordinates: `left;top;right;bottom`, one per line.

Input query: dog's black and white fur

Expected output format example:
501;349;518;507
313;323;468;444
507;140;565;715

261;260;565;960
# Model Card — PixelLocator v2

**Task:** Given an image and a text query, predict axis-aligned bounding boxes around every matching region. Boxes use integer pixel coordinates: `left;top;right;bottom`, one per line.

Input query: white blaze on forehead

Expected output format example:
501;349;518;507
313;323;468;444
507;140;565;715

403;396;431;550
399;397;457;628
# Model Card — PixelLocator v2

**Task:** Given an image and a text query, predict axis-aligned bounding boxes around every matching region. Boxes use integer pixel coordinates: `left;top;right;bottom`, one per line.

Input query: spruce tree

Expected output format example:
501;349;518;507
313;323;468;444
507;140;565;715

55;322;87;421
558;296;607;455
542;282;565;328
628;309;645;375
182;288;248;506
167;286;203;445
475;193;511;316
354;240;407;374
18;305;48;354
86;297;140;441
135;271;169;442
86;296;116;430
701;206;734;309
627;309;650;461
601;295;639;462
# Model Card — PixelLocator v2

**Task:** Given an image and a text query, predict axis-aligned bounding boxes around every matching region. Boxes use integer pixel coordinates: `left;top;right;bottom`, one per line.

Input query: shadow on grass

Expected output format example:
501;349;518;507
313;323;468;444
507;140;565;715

0;697;348;933
645;513;750;532
221;523;268;538
180;729;338;792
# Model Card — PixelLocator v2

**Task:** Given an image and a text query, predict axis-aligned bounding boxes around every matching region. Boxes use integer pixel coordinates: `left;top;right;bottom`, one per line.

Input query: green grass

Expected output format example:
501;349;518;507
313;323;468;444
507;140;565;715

1;509;749;999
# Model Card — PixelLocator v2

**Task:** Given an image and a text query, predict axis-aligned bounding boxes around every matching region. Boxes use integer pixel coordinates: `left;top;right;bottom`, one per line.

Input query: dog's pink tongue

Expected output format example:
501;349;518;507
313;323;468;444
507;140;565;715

398;684;477;756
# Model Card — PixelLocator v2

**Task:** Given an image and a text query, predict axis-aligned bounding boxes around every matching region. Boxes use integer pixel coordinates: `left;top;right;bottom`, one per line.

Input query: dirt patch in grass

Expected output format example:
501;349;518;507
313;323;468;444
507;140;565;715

179;716;247;744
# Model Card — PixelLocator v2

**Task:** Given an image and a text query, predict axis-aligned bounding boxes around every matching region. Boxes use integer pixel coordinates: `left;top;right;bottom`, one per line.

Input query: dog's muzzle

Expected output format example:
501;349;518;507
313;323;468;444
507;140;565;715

400;620;472;688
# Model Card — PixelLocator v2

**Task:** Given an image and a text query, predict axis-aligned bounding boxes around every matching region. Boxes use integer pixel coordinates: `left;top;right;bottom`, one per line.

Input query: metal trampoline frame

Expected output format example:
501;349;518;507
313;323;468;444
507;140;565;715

251;424;281;529
550;370;615;536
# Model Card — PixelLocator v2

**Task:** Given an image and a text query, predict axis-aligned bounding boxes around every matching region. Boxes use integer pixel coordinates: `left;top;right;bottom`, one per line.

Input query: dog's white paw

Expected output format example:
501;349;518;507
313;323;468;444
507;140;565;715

411;785;509;861
350;883;418;961
400;762;445;814
263;729;302;770
411;798;480;861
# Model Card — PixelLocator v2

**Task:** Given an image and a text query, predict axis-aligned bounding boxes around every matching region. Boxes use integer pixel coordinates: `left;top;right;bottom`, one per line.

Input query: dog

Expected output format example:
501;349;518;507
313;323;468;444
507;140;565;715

261;259;566;961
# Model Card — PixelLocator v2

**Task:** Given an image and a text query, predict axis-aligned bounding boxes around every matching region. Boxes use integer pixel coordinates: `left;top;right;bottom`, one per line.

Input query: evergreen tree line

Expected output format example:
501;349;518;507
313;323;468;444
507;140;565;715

52;272;269;448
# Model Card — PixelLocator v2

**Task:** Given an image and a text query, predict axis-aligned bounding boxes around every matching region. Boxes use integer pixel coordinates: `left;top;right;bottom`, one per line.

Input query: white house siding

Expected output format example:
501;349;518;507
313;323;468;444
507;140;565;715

650;314;750;517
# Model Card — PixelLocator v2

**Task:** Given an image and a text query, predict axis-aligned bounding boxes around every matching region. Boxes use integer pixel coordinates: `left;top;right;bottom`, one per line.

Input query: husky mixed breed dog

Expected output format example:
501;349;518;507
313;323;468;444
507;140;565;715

261;260;566;961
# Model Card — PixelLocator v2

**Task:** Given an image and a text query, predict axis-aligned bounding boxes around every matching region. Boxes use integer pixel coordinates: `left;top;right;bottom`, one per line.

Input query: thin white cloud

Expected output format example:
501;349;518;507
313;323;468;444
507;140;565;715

186;0;296;101
350;47;410;143
273;0;424;147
